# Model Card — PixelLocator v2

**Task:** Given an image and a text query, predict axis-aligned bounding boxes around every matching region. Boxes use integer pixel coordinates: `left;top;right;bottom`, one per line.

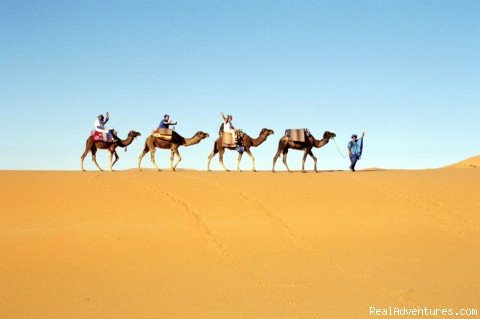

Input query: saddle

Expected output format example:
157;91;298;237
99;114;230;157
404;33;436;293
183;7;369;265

285;128;310;142
91;130;114;143
152;128;173;141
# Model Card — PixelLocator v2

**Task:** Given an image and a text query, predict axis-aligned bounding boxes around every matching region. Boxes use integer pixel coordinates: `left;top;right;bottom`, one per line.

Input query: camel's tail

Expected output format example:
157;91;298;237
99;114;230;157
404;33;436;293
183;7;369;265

278;137;290;155
81;137;92;158
277;136;288;148
141;138;150;155
212;139;219;155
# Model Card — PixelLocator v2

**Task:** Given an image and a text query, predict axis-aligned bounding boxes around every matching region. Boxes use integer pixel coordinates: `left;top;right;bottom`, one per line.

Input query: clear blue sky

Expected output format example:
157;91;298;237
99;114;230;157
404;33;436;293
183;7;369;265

1;0;479;171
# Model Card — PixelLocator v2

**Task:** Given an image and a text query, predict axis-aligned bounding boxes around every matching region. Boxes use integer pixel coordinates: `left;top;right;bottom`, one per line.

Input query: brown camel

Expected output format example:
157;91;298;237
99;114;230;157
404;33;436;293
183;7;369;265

138;131;209;171
272;130;336;173
207;128;274;172
80;130;142;171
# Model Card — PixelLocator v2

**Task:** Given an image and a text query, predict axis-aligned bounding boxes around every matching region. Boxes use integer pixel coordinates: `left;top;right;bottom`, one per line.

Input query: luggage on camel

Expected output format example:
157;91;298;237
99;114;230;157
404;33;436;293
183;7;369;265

285;129;309;142
222;131;246;152
152;128;173;141
221;131;236;147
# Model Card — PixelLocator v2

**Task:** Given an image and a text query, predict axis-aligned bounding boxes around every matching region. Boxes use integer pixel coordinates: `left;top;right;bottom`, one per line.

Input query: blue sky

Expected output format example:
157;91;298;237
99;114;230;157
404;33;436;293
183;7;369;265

1;0;479;171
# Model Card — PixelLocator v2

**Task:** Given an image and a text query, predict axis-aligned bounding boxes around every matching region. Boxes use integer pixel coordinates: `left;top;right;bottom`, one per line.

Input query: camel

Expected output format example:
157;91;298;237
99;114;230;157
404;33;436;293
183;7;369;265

272;130;336;173
207;128;274;172
80;130;142;171
138;131;209;171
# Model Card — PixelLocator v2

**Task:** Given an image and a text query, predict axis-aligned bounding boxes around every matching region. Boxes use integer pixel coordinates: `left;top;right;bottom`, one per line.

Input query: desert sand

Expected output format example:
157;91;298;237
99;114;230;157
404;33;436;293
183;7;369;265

446;155;480;169
1;160;479;318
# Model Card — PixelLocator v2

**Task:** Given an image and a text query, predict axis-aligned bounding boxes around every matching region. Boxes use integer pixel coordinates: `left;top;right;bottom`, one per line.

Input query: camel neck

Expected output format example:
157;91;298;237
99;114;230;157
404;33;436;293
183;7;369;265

313;137;329;148
119;136;134;147
251;133;268;147
184;136;202;146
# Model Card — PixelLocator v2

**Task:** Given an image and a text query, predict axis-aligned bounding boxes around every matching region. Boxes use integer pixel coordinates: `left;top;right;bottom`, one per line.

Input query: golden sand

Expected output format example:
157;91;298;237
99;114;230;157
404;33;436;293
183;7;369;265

1;164;479;318
446;155;480;169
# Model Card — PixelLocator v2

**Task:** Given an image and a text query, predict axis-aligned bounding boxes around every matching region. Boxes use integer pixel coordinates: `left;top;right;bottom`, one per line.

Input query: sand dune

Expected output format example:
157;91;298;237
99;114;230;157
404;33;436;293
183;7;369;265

444;155;480;169
1;166;479;318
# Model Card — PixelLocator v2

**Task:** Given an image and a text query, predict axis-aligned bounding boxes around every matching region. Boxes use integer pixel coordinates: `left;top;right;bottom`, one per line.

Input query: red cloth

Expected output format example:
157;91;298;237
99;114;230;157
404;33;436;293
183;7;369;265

91;131;102;142
91;131;112;142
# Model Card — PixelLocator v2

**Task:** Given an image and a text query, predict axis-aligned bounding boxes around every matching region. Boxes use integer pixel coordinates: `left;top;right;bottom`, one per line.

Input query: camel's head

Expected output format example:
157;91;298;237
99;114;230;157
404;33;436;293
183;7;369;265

323;131;336;140
128;131;142;138
261;128;275;136
195;131;210;139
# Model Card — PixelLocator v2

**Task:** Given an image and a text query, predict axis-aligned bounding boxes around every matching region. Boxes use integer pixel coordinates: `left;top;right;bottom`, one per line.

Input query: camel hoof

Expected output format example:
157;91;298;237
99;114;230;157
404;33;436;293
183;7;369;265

302;170;307;173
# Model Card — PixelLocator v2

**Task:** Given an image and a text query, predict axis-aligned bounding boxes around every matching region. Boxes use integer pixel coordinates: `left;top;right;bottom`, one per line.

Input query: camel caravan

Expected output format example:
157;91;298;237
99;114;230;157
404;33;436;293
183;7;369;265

81;112;344;172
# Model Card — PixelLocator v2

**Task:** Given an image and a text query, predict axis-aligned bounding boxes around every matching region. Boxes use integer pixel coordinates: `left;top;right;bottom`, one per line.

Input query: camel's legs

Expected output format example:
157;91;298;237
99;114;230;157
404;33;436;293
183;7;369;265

91;148;103;171
282;151;291;172
109;151;114;171
309;150;318;172
272;149;282;172
245;149;255;172
273;140;287;172
207;142;219;171
301;150;309;173
138;145;149;171
169;149;175;170
172;148;182;171
80;141;92;171
80;151;88;171
218;149;229;171
207;152;216;171
111;151;119;170
150;148;161;171
236;152;243;171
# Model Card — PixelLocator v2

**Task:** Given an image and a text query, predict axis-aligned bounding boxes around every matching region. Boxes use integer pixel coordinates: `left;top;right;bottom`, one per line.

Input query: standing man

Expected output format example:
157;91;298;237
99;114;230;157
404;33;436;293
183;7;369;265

158;114;177;129
347;132;365;172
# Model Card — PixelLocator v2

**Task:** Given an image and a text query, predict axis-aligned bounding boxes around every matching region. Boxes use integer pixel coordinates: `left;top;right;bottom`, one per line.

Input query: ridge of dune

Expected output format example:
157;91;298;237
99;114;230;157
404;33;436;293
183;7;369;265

443;155;480;169
1;169;479;318
362;167;386;171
